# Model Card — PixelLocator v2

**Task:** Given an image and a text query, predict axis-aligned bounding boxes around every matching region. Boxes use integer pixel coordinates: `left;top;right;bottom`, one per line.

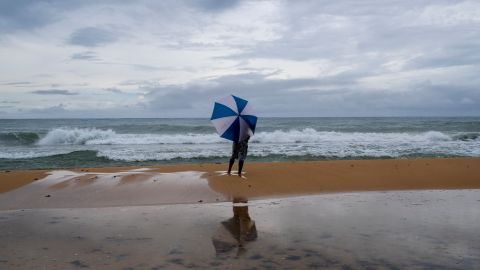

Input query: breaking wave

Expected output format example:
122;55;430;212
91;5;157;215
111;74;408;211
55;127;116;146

37;127;222;145
0;132;40;145
37;128;115;145
34;127;479;146
2;117;479;170
1;127;478;169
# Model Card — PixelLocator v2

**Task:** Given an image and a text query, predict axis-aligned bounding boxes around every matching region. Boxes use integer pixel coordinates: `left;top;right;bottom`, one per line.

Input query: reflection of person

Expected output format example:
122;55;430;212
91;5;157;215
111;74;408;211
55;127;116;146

228;135;250;177
212;198;257;256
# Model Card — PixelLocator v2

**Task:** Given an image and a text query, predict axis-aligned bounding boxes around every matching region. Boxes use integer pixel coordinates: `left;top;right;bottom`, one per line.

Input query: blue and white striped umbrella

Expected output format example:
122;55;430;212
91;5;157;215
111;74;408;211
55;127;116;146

211;95;257;142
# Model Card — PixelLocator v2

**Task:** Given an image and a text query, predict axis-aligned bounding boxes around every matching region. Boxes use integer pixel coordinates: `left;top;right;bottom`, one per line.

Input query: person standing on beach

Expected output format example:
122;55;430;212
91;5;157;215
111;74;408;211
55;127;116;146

228;135;250;177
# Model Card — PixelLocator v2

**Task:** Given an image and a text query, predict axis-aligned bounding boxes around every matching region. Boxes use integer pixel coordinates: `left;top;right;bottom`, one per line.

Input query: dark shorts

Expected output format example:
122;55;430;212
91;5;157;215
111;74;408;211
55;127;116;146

231;141;248;161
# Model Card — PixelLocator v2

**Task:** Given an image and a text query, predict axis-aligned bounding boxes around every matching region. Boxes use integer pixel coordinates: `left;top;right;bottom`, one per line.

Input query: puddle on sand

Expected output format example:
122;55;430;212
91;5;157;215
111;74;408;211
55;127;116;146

0;169;226;210
0;190;479;269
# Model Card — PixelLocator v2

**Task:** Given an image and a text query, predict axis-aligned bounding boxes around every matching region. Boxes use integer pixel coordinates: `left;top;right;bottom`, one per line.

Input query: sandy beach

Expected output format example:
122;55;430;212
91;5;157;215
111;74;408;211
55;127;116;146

1;157;479;209
1;158;480;269
3;0;480;268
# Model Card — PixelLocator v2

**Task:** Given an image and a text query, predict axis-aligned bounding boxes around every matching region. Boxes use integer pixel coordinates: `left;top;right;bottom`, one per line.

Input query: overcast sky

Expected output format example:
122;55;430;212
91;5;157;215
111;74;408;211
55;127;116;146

1;0;480;118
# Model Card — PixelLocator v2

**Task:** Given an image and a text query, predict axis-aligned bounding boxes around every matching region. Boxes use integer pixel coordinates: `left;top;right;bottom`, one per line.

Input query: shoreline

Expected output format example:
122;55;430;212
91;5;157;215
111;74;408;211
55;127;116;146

1;157;479;209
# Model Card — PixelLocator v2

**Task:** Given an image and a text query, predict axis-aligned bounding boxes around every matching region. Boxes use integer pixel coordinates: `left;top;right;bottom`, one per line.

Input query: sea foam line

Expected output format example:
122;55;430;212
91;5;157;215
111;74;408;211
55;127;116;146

35;127;479;146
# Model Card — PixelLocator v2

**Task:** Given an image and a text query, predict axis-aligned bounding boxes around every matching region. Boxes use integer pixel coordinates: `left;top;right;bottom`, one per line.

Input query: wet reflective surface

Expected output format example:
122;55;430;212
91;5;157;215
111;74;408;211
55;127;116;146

1;190;479;269
212;198;258;257
0;169;226;210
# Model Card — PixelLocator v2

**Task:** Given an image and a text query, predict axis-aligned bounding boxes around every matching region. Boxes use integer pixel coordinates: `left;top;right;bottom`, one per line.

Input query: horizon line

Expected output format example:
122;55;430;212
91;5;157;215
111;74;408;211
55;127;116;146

1;116;480;120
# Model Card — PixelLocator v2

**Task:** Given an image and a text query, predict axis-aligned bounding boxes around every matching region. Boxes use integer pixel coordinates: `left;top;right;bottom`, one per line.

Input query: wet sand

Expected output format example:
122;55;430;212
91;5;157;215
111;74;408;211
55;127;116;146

1;158;479;269
0;169;47;194
1;190;479;269
0;158;479;209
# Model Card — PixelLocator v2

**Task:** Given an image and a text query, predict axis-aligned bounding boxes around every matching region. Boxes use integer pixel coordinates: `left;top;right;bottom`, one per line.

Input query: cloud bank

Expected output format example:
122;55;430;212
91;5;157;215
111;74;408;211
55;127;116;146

31;90;78;96
0;0;479;118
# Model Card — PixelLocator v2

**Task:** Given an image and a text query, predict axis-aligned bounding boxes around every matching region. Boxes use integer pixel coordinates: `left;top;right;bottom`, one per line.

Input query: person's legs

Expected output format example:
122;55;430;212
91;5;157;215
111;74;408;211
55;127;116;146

238;160;244;177
228;158;235;175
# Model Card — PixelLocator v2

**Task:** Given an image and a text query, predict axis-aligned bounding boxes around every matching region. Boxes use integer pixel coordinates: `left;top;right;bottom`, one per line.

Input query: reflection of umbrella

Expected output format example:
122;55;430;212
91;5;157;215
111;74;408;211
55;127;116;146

211;95;257;142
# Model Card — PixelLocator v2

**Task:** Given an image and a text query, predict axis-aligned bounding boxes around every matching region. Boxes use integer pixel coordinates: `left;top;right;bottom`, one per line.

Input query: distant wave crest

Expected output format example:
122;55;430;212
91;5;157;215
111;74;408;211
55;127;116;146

38;128;116;145
34;127;479;146
0;132;39;145
37;127;223;145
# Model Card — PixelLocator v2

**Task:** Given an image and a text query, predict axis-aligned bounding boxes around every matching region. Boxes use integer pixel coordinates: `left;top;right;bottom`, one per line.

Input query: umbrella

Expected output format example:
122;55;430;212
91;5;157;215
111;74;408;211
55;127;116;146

211;95;257;142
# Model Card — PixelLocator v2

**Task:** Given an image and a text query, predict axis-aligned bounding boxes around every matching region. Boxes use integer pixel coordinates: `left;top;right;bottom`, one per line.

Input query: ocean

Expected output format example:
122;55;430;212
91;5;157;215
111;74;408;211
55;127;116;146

1;117;479;170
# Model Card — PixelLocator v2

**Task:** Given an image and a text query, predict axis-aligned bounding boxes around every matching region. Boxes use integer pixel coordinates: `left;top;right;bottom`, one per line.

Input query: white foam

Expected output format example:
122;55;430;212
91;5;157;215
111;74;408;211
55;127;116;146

0;149;74;159
3;127;479;161
252;129;454;144
37;127;224;145
96;147;229;161
38;128;116;145
37;127;466;146
86;133;222;145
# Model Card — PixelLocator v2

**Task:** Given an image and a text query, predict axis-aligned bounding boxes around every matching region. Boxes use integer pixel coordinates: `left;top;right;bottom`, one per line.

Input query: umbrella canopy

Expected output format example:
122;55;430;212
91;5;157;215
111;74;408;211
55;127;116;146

211;95;257;142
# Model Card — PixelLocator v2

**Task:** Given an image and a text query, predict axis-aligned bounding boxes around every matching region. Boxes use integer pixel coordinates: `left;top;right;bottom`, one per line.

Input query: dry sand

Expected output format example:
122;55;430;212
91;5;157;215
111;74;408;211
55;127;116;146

0;158;479;209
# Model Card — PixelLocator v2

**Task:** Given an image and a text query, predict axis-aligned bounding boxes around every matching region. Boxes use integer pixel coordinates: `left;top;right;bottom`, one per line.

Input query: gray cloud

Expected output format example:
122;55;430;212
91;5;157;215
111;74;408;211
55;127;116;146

190;0;240;12
119;80;151;86
27;103;68;115
2;0;480;118
70;51;99;61
67;27;118;47
31;89;78;95
129;64;162;71
102;62;162;71
0;81;31;86
0;0;88;34
7;69;480;118
140;72;480;117
0;0;57;33
89;61;164;72
104;88;125;94
0;101;20;104
408;42;480;69
6;103;151;119
222;0;480;75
